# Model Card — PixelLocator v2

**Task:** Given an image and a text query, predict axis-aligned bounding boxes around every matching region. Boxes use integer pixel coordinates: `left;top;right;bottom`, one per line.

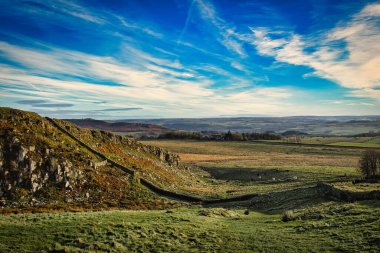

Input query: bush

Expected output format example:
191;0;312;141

282;210;297;222
358;150;380;179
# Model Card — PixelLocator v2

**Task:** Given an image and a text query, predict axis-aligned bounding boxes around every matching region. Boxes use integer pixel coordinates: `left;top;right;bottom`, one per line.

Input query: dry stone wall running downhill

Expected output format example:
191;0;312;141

46;117;380;204
45;117;135;176
46;117;263;204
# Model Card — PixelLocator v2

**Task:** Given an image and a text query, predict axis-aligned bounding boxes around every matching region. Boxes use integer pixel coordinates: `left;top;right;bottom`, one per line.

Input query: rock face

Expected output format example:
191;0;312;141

87;129;181;166
142;145;180;166
0;131;84;204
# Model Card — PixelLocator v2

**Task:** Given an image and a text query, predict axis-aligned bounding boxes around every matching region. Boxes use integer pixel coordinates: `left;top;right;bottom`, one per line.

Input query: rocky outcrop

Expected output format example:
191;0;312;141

141;145;180;166
85;128;180;166
0;132;84;203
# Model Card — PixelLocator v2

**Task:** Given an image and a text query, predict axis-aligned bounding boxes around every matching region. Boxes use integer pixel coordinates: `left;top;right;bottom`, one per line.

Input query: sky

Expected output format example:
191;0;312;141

0;0;379;119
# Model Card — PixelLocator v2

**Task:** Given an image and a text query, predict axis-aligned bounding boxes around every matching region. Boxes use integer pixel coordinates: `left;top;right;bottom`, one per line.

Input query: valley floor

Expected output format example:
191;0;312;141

141;140;363;197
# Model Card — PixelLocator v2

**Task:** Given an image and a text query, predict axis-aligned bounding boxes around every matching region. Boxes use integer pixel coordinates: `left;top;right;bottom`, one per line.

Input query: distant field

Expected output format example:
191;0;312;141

257;136;380;148
142;139;362;156
279;136;380;148
141;140;362;197
328;142;380;148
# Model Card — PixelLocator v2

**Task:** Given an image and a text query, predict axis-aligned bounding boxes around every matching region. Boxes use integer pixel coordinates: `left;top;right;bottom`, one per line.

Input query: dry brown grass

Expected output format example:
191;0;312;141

138;140;362;197
179;152;358;167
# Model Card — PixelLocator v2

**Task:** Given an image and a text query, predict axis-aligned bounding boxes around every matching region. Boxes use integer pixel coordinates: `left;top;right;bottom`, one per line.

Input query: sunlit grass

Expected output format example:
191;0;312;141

0;201;379;252
328;142;380;148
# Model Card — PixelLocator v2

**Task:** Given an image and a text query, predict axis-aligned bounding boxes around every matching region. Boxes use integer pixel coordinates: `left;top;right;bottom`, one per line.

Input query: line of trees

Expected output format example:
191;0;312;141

157;131;203;140
156;130;281;141
224;131;281;141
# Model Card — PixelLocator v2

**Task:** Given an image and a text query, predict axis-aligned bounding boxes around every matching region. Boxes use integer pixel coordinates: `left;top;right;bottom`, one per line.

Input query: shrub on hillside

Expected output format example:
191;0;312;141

358;150;380;179
282;210;298;222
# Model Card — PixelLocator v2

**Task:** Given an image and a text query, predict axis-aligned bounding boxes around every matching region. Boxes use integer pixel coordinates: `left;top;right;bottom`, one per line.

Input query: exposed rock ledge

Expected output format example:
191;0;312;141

0;133;84;204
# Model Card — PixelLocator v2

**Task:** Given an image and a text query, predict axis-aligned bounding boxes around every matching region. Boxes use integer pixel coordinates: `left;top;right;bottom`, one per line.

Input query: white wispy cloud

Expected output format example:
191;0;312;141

0;41;294;117
177;0;196;44
54;0;105;24
248;3;380;100
12;0;106;24
2;0;163;40
116;15;163;38
194;0;247;57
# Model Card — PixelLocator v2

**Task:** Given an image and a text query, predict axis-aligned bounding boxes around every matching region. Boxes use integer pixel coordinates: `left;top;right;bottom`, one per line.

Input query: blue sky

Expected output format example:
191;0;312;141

0;0;379;118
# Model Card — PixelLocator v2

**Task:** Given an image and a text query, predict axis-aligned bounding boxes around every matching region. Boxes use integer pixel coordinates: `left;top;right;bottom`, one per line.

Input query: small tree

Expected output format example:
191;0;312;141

358;150;380;179
224;130;233;141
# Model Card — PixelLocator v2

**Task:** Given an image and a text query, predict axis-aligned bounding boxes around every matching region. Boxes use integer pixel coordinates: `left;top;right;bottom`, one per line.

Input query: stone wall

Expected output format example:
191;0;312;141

91;160;107;169
317;183;380;201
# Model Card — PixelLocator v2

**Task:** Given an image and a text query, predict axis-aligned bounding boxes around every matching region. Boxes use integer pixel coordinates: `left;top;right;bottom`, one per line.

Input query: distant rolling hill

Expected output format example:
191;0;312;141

66;118;169;133
116;116;380;136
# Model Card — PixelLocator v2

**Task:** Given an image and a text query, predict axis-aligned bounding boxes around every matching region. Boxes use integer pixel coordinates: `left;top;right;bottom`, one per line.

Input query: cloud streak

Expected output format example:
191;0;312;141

0;41;294;117
17;99;74;108
248;3;380;99
194;0;247;57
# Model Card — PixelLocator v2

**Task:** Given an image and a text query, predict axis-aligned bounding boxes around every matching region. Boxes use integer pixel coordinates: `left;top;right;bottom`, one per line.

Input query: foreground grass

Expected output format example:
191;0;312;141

0;200;379;252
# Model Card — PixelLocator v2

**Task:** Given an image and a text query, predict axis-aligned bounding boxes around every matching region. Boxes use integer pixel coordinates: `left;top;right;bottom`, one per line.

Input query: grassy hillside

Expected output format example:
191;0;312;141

53;119;208;195
0;107;179;211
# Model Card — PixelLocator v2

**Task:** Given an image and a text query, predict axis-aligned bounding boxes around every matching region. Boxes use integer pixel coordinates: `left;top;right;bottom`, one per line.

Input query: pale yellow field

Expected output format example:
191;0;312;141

178;152;358;167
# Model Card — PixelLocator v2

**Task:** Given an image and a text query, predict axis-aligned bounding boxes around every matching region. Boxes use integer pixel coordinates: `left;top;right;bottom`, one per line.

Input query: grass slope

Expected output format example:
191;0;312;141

54;119;206;195
0;200;379;252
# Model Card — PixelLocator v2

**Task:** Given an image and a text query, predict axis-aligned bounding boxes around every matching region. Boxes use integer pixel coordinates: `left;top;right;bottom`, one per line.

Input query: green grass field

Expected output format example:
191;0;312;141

0;200;379;253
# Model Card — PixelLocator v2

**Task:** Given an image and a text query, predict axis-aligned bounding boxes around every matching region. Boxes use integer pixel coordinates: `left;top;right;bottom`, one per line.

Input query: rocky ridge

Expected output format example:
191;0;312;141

0;108;182;209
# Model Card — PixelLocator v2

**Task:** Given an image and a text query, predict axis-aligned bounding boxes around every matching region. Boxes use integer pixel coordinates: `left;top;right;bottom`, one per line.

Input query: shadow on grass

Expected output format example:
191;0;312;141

201;185;327;213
